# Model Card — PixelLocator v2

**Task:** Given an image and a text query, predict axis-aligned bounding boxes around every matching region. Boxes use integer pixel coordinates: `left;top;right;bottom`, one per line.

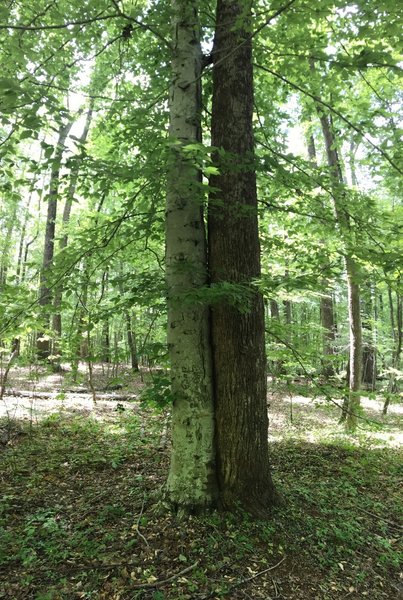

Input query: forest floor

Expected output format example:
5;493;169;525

0;364;402;600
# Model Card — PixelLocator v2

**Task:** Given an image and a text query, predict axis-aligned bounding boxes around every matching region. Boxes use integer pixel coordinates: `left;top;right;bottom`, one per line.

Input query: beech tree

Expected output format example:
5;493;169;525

165;0;216;512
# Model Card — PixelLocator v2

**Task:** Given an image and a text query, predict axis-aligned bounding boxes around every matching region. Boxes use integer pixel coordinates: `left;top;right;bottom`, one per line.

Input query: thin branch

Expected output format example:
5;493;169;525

203;0;296;70
266;327;386;428
259;198;335;224
111;0;171;49
360;508;403;531
138;313;160;357
66;31;129;69
254;104;342;207
26;0;58;28
145;238;164;271
0;13;120;31
254;45;403;73
0;349;18;401
130;561;199;589
140;1;297;111
254;63;402;175
30;80;133;102
133;494;150;547
200;557;286;599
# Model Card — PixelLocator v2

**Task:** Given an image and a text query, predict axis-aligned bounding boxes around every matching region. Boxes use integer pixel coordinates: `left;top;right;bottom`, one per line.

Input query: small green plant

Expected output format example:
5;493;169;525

140;373;174;409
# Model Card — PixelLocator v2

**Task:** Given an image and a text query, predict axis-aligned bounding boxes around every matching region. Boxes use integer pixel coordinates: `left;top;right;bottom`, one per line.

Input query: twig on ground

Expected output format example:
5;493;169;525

134;494;149;547
130;560;199;589
272;577;280;598
200;556;286;599
234;557;286;585
360;507;403;530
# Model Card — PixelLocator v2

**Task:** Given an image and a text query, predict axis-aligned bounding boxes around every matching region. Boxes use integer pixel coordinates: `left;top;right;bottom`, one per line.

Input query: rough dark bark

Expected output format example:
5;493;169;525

126;313;139;371
208;0;278;516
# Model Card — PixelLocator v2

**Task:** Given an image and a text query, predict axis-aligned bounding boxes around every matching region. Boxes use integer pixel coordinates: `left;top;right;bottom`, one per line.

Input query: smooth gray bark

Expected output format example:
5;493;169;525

165;0;216;513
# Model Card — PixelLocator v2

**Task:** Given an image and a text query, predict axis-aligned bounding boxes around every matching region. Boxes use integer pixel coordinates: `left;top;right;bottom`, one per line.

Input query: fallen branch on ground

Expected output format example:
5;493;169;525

130;560;199;589
200;556;286;599
4;390;137;401
360;507;403;531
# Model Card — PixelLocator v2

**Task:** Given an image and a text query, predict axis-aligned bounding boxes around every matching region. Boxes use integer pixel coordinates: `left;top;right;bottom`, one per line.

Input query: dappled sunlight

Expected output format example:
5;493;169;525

1;368;401;600
2;367;401;451
0;394;140;423
268;387;402;449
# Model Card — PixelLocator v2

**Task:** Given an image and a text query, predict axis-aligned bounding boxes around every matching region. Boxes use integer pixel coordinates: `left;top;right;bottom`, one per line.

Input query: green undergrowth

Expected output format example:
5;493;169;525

0;407;401;600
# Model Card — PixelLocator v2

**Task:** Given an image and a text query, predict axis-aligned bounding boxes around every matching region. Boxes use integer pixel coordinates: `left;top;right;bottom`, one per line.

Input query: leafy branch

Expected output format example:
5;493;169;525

254;63;402;175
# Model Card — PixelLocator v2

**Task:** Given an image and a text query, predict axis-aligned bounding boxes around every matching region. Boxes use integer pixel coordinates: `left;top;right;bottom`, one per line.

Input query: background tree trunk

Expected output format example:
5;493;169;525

318;111;363;431
53;104;93;342
37;120;73;359
307;133;336;377
270;300;280;320
383;291;402;414
208;0;278;516
126;312;139;371
362;282;377;390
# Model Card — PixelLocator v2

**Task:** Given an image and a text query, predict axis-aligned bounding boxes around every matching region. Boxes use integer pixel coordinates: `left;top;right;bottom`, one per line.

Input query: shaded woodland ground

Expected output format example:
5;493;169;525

1;365;402;600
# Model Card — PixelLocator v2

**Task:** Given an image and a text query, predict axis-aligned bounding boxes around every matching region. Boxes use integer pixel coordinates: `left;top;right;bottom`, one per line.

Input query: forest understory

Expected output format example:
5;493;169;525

1;1;402;598
1;364;401;600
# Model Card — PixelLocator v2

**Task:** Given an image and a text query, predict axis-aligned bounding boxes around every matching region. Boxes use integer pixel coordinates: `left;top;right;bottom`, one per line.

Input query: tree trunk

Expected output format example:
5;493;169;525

270;300;280;319
15;205;29;284
283;299;292;325
208;0;278;516
345;256;363;428
101;320;110;363
0;203;17;286
69;262;91;381
268;300;283;377
307;133;336;377
165;0;217;513
362;282;376;390
318;110;363;431
53;103;93;341
320;291;336;377
37;120;73;359
126;312;139;371
383;291;402;414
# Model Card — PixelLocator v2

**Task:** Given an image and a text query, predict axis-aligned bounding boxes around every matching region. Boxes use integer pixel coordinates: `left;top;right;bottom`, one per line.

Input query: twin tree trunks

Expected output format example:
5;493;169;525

165;0;278;517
